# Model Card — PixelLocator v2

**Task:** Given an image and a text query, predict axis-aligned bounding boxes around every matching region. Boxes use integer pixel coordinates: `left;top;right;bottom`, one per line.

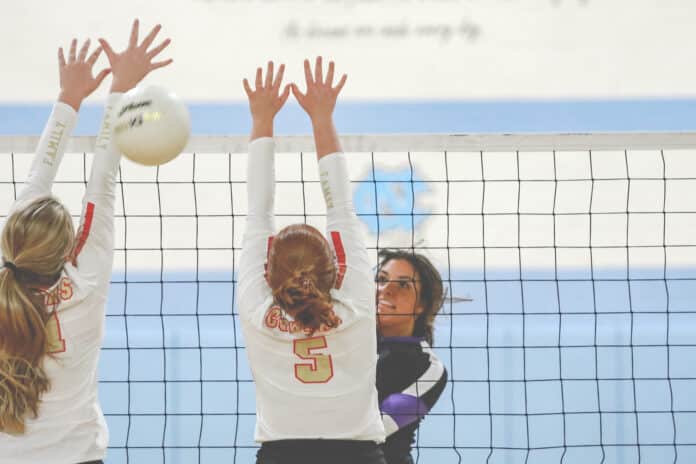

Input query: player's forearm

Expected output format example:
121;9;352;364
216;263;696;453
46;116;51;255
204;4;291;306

312;117;342;160
239;137;276;311
247;137;276;216
17;102;77;203
85;93;123;202
73;93;122;284
319;151;353;213
58;90;85;113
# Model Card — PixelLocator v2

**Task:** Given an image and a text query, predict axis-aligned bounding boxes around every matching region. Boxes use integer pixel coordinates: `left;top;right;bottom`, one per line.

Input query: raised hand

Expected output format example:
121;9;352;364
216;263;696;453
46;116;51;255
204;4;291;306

291;56;347;124
58;39;111;111
243;61;291;140
98;19;172;94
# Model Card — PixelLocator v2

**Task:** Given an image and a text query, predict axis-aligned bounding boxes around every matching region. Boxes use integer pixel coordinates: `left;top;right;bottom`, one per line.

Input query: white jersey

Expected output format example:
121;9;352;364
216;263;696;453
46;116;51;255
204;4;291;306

238;138;385;443
0;96;122;464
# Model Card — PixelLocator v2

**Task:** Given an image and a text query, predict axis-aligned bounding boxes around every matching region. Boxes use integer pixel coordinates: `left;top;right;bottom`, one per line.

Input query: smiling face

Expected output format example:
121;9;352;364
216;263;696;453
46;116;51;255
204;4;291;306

376;258;424;337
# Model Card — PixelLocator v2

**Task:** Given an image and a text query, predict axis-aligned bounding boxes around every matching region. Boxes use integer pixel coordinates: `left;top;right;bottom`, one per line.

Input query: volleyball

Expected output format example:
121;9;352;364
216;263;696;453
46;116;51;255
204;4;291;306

114;85;190;166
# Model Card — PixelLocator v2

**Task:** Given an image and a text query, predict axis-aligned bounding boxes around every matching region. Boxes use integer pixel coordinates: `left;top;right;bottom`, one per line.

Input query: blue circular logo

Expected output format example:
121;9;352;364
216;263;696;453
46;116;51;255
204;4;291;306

353;167;430;235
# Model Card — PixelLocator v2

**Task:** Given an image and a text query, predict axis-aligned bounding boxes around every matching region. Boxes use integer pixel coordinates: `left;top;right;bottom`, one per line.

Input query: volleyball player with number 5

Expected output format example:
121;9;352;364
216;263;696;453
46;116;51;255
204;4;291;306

239;57;386;464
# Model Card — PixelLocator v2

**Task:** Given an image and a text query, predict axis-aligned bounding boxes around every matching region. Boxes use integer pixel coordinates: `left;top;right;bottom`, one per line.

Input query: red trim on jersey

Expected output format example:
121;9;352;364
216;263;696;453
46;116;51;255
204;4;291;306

331;231;346;289
264;235;274;272
73;202;95;259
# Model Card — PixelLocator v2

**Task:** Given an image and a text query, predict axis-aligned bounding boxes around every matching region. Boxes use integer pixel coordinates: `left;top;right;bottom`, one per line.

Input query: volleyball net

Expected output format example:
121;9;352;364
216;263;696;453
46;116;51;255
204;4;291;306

1;133;696;464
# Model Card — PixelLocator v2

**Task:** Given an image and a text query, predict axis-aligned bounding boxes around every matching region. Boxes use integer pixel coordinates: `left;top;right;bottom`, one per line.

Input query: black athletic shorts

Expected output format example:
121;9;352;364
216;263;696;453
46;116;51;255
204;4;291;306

257;439;387;464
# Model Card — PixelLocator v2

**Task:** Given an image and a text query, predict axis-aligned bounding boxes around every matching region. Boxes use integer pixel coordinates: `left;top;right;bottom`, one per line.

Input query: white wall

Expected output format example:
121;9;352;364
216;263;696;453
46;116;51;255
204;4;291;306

3;0;696;101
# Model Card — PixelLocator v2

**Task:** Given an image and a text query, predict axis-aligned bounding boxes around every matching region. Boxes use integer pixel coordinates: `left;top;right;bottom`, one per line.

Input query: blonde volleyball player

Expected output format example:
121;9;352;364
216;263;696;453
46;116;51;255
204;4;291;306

0;20;171;464
375;250;448;464
239;57;386;464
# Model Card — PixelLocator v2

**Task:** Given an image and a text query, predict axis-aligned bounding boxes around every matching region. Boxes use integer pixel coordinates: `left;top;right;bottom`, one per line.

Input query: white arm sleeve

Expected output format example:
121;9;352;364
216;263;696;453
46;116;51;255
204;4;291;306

15;102;77;205
72;93;123;291
319;152;375;313
238;137;276;319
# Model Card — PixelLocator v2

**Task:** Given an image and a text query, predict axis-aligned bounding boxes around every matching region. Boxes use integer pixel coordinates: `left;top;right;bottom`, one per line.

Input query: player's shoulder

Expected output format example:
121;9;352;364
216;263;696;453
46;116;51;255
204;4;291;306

379;337;429;365
43;265;96;313
380;336;427;351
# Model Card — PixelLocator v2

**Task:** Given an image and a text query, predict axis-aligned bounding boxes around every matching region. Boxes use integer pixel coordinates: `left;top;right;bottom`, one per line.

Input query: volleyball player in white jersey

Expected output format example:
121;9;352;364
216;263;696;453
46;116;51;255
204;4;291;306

0;20;171;464
239;57;386;464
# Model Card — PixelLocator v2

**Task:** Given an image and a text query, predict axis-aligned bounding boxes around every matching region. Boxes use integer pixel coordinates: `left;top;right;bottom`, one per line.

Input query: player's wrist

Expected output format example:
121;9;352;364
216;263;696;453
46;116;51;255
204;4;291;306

110;78;136;94
58;91;83;112
310;115;335;130
251;119;274;140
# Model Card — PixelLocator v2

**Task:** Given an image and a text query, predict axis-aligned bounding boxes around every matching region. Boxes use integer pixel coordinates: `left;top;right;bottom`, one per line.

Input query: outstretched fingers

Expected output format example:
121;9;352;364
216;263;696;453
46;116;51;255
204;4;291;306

86;46;103;67
264;61;274;89
325;61;335;87
77;39;90;62
334;73;348;94
150;58;173;71
57;38;112;110
100;20;174;92
279;84;291;106
303;59;313;86
314;56;323;85
248;61;288;96
146;37;171;60
69;39;77;62
58;47;66;68
140;23;162;51
272;63;286;92
290;83;306;105
128;19;140;49
245;62;291;130
243;78;253;97
98;38;116;62
94;68;112;88
255;67;263;90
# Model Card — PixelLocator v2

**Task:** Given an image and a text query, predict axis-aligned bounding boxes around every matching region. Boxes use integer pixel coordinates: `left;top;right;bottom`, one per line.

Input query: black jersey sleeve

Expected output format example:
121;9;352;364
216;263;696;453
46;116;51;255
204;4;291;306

377;340;448;437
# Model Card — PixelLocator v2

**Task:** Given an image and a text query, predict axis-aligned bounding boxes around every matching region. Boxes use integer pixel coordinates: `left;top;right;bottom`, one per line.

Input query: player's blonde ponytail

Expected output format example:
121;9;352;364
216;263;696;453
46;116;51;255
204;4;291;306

0;196;74;435
267;224;340;335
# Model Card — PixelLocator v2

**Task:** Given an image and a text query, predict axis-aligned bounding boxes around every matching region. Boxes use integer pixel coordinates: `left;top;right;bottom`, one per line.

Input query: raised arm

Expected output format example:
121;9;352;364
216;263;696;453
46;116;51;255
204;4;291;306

293;57;373;307
72;20;172;286
16;39;110;205
237;62;290;317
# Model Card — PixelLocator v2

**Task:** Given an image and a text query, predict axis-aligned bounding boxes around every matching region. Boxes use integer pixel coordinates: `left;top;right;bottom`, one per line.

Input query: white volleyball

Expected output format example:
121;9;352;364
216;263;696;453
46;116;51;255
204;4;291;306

114;85;190;166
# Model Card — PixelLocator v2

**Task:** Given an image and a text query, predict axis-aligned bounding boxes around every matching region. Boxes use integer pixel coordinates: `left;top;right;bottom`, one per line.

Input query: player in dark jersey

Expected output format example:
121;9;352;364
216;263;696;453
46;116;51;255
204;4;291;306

375;249;449;464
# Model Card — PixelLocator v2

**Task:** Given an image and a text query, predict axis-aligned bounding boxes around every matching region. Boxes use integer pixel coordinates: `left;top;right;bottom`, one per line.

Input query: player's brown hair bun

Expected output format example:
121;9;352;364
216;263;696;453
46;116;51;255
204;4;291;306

267;224;339;334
